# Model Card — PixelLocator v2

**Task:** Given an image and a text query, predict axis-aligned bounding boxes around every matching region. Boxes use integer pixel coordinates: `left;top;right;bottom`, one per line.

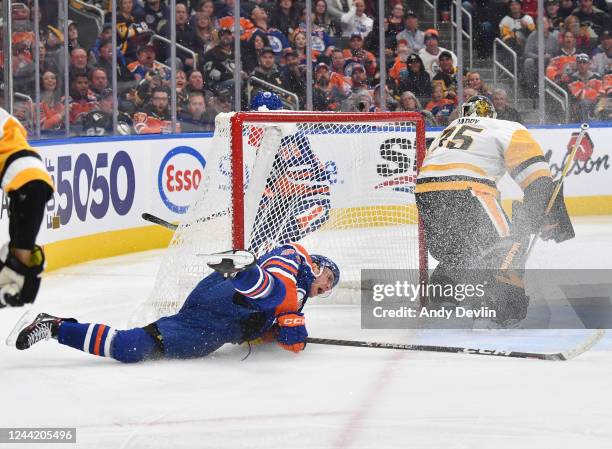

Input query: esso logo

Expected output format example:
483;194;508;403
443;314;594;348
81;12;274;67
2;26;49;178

158;146;206;213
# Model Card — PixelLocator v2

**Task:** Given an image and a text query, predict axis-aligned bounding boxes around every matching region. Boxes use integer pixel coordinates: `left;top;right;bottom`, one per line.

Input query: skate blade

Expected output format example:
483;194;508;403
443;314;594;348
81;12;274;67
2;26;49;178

5;310;38;347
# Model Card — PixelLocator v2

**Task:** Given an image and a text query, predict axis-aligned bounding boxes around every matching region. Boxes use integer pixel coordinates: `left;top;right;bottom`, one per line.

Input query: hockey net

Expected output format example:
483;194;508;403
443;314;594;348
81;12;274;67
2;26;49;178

132;112;426;325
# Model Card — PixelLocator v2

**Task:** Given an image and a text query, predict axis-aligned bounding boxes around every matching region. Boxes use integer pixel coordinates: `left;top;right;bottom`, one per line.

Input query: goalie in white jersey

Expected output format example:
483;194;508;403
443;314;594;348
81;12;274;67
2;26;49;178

416;95;574;325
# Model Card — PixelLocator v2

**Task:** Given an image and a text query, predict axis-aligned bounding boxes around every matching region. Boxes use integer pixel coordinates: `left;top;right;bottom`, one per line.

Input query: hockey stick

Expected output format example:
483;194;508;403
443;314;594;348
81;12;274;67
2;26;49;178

141;209;230;232
306;329;605;361
524;123;589;260
142;213;178;231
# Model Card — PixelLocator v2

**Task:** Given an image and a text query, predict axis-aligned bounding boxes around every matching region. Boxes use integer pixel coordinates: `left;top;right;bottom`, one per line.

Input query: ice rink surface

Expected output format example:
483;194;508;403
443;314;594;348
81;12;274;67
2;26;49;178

1;216;612;449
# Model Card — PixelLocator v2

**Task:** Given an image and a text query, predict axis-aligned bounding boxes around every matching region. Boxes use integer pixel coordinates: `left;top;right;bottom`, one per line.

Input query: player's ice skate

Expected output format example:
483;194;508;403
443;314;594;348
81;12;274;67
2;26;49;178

6;311;74;350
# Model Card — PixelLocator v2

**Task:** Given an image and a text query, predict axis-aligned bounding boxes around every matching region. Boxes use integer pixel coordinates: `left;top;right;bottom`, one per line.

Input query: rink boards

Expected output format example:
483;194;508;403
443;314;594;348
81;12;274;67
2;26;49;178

0;124;610;270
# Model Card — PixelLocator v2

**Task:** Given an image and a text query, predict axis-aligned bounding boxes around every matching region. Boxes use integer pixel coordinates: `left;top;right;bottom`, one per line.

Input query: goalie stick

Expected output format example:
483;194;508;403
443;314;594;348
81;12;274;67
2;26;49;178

306;329;605;361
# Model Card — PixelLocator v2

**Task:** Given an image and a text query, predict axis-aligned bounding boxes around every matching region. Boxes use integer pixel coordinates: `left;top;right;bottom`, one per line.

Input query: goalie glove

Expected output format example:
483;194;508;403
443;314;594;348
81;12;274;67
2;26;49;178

0;244;45;308
276;312;307;353
204;250;256;279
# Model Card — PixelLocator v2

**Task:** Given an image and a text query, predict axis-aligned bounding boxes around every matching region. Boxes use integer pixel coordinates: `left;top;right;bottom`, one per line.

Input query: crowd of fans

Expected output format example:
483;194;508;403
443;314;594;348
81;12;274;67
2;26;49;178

3;0;611;137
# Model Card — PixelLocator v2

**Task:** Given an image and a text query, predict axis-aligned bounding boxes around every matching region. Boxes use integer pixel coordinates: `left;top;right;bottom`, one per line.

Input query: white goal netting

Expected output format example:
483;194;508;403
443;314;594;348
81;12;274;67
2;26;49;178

132;112;425;325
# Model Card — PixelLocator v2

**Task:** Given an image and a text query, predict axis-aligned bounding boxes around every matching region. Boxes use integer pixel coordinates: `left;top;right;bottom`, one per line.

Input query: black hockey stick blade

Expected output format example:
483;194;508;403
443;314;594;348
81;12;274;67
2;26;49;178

141;213;178;231
306;329;605;361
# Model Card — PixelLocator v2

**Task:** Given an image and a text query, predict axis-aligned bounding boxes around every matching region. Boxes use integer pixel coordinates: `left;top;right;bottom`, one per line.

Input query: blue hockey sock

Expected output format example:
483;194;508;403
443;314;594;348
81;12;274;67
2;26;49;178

57;322;160;363
57;322;116;358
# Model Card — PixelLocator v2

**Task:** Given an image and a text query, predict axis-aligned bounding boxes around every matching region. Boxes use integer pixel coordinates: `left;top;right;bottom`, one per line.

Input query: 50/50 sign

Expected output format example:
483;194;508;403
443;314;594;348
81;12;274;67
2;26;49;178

49;151;136;225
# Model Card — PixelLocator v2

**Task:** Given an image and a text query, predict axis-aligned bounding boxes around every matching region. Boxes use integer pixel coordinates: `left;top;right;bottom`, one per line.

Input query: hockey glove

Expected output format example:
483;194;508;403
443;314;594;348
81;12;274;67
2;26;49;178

206;250;256;279
0;244;45;308
276;312;307;353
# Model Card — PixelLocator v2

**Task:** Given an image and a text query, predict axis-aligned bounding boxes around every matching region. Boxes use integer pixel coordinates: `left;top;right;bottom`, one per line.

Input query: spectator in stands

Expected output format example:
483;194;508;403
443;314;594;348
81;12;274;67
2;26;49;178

134;87;177;134
340;0;373;38
568;52;604;120
210;88;234;115
45;25;64;72
398;91;437;126
372;83;397;112
398;53;432;98
466;71;492;98
313;0;341;36
243;32;269;73
546;30;578;83
69;72;98;125
179;91;215;132
143;0;170;35
326;0;353;21
313;62;346;111
81;89;135;136
128;44;168;82
563;13;597;52
546;0;565;31
89;24;113;64
175;69;189;112
291;30;318;65
40;70;65;132
425;84;455;125
389;39;411;84
492;88;523;123
343;33;377;78
524;16;559;93
418;29;457;79
395;10;424;53
347;63;369;91
194;13;218;55
38;40;60;77
384;2;405;46
159;2;197;69
251;47;284;91
96;39;135;83
499;0;536;53
202;27;236;91
195;0;219;28
344;88;373;112
559;0;577;20
572;0;610;40
281;50;306;105
187;70;206;95
67;22;83;54
108;0;143;24
70;48;90;75
331;48;346;75
432;50;458;100
89;68;109;98
271;0;300;35
592;30;611;75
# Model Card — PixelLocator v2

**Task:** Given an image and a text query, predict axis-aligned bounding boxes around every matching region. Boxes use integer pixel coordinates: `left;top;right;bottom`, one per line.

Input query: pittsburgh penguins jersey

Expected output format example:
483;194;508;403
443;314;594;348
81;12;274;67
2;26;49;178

0;107;53;193
416;116;551;197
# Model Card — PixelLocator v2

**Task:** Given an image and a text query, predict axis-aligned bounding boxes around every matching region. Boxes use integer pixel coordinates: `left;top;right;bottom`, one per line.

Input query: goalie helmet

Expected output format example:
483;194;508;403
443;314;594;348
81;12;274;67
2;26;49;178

310;255;340;288
250;91;283;111
461;95;497;119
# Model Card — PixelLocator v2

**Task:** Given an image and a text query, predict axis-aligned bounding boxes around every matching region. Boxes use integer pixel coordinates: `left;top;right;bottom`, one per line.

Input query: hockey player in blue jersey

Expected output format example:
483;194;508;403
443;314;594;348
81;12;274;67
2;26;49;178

249;92;332;254
9;244;339;362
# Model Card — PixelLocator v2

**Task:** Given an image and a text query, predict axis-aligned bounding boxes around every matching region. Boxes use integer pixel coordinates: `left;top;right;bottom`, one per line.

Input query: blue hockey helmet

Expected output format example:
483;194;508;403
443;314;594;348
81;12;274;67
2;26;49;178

310;254;340;288
250;91;283;111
